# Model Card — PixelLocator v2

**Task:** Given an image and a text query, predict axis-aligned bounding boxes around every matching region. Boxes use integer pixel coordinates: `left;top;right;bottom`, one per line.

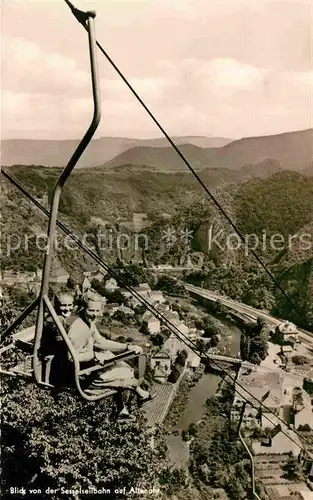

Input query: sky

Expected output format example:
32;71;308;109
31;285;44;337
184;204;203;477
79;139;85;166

1;0;312;140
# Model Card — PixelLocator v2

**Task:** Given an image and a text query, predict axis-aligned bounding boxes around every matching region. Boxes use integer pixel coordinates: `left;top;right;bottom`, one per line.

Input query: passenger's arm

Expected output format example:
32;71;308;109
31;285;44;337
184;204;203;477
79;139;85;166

93;328;127;352
68;322;94;363
93;327;142;354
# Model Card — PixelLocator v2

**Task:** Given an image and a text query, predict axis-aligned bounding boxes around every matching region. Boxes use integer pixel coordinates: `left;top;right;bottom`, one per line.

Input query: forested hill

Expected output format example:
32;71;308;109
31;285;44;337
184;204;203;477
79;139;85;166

0;135;231;169
1;166;312;328
2;166;312;258
102;128;312;172
1;128;311;173
233;171;313;238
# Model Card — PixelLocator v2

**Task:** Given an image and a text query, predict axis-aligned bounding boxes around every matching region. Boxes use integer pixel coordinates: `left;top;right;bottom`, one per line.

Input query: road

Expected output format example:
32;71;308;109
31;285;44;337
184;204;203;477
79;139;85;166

185;283;313;344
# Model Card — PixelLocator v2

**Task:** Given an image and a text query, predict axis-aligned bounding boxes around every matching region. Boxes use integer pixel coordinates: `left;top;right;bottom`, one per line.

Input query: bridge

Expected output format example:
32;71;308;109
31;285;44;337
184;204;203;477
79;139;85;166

208;354;241;364
147;266;202;272
201;353;242;373
185;283;313;344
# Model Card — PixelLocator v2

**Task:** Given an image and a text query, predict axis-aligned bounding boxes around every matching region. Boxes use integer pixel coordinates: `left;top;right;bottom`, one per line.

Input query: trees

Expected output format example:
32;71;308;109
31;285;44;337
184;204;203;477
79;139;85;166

181;430;189;442
112;310;128;323
106;289;125;305
250;352;261;365
189;422;251;498
303;378;313;395
151;334;164;346
168;365;181;383
292;355;309;366
176;350;188;367
1;377;171;498
210;335;219;348
240;320;269;363
188;423;197;437
201;316;222;338
195;339;207;355
156;276;185;296
194;319;203;330
298;424;311;432
158;468;187;496
134;304;147;316
283;457;304;482
66;276;75;290
113;264;151;289
249;336;268;361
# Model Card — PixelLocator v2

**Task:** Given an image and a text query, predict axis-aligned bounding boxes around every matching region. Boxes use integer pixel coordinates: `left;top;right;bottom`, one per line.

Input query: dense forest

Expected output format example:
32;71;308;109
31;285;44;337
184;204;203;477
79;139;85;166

1;166;312;328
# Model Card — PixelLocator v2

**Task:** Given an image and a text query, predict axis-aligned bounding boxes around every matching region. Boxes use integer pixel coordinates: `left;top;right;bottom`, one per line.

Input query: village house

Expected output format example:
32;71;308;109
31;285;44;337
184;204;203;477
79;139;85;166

50;267;69;284
138;283;151;291
142;311;161;334
252;423;303;457
0;270;37;285
232;365;284;428
281;345;293;355
255;423;302;457
147;290;165;304
150;332;200;381
176;322;190;336
275;321;299;344
120;288;133;300
150;350;171;383
104;277;119;293
82;277;92;293
155;302;170;314
260;388;282;429
83;263;99;278
129;284;151;307
164;310;180;325
184;345;201;370
162;333;183;361
116;304;134;316
119;213;151;233
233;363;313;440
293;389;313;430
103;303;119;317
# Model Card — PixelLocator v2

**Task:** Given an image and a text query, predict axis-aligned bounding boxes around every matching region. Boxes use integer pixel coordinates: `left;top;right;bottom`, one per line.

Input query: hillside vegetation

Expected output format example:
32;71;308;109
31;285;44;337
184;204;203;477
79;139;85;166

234;171;313;238
2;159;287;224
1;165;312;329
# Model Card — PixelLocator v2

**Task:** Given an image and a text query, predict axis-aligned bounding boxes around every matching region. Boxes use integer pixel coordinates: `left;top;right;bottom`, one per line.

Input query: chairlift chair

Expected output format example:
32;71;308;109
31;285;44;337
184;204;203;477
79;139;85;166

0;6;146;401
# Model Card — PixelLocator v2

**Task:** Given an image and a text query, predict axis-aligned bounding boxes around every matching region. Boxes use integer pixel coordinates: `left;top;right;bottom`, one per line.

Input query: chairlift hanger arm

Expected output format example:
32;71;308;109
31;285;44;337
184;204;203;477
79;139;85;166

63;0;95;27
33;8;101;385
57;15;100;188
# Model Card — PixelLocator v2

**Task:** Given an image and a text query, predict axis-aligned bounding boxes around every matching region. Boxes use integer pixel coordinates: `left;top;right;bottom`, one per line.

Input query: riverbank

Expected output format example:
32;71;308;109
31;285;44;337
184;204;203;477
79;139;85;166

162;368;225;469
162;312;242;464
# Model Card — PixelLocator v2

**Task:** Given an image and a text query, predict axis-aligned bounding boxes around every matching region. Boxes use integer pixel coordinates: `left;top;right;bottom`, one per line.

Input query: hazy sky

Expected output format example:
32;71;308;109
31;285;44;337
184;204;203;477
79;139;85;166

1;0;312;140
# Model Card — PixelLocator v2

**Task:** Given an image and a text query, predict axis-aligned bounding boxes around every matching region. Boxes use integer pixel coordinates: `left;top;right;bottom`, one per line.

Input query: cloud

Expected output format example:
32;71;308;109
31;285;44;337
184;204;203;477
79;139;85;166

198;58;265;89
1;0;312;139
2;37;90;97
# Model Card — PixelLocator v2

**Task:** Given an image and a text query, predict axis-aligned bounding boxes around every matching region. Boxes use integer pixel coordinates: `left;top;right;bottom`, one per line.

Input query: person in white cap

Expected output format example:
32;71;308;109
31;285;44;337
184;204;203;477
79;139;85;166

68;291;153;421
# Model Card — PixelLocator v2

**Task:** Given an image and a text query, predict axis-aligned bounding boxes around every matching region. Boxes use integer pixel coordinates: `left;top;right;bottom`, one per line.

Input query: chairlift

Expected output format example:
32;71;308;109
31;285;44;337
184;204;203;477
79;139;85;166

0;5;146;401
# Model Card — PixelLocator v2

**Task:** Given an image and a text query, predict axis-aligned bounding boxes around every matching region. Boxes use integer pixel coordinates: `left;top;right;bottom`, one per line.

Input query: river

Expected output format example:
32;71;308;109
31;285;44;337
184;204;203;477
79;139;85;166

165;320;242;468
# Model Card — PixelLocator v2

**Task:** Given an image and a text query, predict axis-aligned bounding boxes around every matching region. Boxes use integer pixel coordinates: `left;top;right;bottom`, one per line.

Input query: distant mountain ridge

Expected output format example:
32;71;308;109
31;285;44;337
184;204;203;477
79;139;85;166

0;135;231;169
2;128;311;173
102;128;313;173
